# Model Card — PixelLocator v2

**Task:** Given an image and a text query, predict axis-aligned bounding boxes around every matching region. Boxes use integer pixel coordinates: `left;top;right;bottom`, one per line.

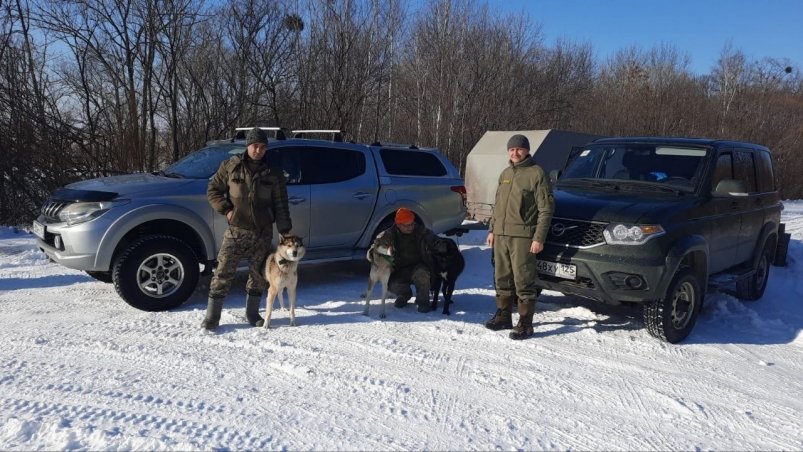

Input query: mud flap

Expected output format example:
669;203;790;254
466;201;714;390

773;223;790;267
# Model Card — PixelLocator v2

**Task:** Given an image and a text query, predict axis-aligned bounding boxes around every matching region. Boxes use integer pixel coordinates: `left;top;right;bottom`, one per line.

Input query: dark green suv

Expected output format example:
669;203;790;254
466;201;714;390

538;137;790;343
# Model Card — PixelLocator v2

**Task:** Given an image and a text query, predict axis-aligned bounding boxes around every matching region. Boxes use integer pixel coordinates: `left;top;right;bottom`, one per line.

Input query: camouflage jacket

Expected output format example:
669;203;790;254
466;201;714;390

207;152;292;235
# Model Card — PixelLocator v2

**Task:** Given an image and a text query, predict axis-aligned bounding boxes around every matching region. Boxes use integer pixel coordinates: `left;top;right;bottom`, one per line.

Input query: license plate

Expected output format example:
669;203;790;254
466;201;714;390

536;259;576;280
32;220;46;240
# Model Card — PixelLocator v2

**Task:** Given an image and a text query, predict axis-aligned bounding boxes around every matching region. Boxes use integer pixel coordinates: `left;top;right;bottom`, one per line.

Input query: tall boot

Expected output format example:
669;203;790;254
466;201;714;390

510;299;535;340
485;295;514;330
245;294;264;327
201;297;224;330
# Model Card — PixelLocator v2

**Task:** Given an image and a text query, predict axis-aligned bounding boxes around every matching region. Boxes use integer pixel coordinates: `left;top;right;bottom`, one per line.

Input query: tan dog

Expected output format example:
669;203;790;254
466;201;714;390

363;230;395;318
263;235;306;328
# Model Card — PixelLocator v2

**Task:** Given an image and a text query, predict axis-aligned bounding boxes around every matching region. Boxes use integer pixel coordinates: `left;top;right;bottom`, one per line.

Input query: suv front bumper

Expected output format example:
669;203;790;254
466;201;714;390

535;244;677;305
34;215;113;272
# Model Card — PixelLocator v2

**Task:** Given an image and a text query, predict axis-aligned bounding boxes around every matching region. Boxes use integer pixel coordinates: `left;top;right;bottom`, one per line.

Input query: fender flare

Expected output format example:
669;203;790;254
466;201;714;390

655;234;709;299
95;204;216;269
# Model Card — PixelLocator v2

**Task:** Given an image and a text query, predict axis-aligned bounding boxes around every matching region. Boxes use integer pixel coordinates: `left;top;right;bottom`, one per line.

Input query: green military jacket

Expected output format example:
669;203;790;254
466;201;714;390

488;155;555;242
207;153;292;235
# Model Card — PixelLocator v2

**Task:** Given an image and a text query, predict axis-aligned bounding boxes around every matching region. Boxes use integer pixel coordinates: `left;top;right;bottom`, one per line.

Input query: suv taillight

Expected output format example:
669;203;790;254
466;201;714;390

450;186;467;206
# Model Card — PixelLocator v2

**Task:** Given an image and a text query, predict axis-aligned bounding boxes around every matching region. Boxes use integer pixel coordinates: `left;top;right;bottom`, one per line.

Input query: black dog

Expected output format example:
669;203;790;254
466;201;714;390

428;237;465;315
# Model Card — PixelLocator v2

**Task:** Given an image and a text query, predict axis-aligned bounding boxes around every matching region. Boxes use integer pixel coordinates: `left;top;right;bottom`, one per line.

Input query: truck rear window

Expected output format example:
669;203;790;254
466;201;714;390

380;149;447;177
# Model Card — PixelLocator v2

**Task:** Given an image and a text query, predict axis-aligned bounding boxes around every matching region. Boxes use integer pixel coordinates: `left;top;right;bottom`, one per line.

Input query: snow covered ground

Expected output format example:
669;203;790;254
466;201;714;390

1;203;802;451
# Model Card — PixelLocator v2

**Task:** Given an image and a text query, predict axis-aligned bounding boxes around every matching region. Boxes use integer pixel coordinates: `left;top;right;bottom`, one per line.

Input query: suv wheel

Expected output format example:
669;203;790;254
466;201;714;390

644;267;702;343
736;240;773;301
112;235;199;311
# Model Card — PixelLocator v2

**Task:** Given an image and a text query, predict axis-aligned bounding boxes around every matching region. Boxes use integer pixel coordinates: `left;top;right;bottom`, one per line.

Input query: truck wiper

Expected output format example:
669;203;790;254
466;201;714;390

156;171;185;179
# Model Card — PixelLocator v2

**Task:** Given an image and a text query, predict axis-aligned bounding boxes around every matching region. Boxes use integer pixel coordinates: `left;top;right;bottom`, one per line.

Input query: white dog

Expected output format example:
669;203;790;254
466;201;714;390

263;235;306;328
363;230;395;318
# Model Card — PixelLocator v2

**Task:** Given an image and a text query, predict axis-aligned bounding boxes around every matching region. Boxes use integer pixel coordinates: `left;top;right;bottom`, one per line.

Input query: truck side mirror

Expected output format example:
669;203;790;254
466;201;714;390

713;179;747;196
549;169;561;183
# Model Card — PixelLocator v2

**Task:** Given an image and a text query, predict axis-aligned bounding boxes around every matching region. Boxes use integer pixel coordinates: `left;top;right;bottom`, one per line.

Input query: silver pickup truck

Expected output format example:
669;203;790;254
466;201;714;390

33;129;467;311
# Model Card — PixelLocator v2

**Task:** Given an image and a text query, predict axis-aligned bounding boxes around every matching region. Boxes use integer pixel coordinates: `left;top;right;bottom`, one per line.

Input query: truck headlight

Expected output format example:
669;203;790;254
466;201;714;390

58;200;129;225
603;224;664;245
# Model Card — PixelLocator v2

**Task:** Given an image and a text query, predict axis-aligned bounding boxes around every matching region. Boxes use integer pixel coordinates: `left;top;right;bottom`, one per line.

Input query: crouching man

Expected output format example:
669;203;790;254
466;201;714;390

385;208;437;313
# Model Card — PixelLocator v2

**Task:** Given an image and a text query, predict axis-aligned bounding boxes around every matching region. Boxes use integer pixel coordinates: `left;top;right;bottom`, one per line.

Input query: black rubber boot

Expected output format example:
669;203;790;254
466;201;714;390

394;296;410;308
201;297;224;330
245;294;264;327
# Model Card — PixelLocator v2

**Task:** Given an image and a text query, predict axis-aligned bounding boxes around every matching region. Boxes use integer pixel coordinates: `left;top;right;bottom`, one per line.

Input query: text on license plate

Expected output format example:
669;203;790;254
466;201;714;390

536;260;576;280
32;220;46;240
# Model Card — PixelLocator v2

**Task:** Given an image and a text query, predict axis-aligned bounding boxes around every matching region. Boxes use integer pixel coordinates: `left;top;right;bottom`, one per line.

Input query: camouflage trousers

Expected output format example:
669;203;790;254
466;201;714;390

208;226;273;299
389;264;431;303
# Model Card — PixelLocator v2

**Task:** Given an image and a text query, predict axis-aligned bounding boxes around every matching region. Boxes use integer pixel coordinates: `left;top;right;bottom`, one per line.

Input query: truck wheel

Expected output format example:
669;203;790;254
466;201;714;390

112;235;199;311
644;267;702;343
736;240;772;301
85;271;113;283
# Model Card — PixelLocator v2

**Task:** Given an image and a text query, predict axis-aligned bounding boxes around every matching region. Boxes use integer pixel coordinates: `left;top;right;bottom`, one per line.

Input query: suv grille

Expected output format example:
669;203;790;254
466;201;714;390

41;199;70;222
546;218;607;248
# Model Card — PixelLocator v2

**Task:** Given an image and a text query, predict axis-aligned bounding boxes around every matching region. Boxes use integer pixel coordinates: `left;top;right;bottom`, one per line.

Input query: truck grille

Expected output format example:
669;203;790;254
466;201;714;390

40;199;70;221
546;218;607;248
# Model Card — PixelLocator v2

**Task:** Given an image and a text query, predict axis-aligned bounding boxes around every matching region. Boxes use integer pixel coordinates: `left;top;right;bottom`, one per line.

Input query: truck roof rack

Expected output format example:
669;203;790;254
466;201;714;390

232;126;288;141
371;142;419;150
292;129;345;142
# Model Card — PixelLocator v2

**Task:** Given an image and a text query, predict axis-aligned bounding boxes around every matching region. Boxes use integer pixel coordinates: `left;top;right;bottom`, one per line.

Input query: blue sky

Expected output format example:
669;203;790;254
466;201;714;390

493;0;802;74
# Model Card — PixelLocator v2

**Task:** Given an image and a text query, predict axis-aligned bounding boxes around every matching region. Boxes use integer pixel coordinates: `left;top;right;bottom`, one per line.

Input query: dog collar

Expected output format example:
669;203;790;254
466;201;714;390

381;254;394;265
278;258;289;266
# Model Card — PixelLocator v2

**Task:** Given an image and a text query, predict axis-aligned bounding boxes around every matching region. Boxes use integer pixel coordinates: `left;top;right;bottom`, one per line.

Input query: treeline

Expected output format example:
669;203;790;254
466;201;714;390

2;0;802;226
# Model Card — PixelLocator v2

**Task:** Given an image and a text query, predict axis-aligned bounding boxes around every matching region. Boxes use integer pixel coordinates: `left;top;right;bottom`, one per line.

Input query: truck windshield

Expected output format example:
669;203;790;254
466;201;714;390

162;146;244;179
560;144;708;191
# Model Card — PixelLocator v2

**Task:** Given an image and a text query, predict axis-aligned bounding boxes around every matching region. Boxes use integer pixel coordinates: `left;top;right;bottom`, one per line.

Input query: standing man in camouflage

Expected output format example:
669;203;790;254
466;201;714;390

485;134;555;340
201;127;292;330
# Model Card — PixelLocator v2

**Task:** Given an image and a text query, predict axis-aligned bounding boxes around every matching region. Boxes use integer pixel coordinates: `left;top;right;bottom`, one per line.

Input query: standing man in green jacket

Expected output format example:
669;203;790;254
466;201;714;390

201;127;293;331
485;134;555;339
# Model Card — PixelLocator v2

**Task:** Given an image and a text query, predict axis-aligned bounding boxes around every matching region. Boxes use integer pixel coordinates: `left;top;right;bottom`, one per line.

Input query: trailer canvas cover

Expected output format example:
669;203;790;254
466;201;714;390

464;130;601;222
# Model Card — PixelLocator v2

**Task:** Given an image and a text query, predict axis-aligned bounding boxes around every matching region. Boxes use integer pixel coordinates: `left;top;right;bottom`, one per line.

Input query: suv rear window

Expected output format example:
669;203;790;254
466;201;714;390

380;149;447;176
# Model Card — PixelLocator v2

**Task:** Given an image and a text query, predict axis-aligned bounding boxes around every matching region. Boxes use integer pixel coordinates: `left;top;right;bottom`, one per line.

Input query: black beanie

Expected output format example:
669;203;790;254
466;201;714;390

506;134;530;150
246;127;268;146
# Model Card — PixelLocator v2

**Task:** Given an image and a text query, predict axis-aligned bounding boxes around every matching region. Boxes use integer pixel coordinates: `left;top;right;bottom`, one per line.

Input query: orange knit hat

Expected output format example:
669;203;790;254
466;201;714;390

394;207;415;225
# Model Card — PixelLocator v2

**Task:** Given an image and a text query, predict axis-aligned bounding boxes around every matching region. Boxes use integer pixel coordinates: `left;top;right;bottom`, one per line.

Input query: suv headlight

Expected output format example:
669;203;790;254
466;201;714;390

58;200;129;225
603;224;665;245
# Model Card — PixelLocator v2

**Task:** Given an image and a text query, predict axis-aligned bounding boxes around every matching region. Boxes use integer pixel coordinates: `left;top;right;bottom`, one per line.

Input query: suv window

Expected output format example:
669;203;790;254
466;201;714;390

278;146;366;184
561;145;706;189
755;150;775;193
712;153;734;190
380;149;447;176
734;150;757;193
268;147;304;185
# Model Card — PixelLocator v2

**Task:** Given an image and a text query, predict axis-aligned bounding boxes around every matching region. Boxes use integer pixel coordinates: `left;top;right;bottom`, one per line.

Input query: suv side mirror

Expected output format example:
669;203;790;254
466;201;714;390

549;169;561;183
714;179;747;196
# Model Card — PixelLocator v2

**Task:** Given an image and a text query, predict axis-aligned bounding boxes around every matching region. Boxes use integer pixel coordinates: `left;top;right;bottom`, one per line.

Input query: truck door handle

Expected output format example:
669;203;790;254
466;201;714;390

353;192;372;200
288;197;306;205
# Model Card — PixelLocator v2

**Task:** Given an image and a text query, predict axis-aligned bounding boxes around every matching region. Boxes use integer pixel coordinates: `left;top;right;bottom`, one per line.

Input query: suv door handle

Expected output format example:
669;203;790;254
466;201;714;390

353;192;372;200
288;196;307;205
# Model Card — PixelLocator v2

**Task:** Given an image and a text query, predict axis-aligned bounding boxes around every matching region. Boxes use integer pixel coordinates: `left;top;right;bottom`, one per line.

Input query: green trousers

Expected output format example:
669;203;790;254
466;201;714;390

493;235;539;303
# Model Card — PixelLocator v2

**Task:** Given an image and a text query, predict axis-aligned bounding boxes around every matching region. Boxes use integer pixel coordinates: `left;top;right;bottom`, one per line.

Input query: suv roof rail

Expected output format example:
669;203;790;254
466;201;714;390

371;142;419;149
292;129;345;142
233;126;289;141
